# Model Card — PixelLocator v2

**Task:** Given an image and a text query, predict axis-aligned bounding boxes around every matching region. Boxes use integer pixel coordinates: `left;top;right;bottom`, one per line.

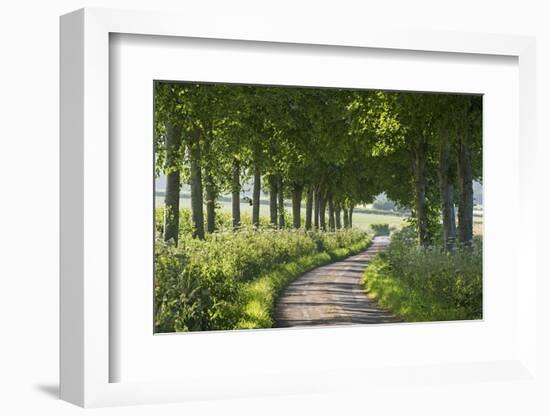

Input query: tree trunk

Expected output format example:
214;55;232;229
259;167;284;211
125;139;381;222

204;174;216;234
349;206;354;228
342;207;349;229
202;134;216;234
252;165;261;227
457;132;474;244
313;186;320;230
438;126;456;250
292;184;303;229
163;124;182;244
269;175;278;227
277;176;285;228
413;139;429;247
188;129;205;240
231;158;241;230
319;191;327;231
305;186;313;230
335;202;342;230
328;193;335;231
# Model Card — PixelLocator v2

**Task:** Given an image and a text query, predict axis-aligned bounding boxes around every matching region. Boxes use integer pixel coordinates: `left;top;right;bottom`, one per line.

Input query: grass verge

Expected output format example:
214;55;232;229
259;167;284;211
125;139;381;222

361;227;482;322
361;250;482;322
237;237;372;329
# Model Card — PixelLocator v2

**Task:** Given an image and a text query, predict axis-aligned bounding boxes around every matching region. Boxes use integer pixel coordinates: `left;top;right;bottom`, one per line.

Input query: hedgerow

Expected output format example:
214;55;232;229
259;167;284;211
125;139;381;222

362;227;482;322
155;208;371;332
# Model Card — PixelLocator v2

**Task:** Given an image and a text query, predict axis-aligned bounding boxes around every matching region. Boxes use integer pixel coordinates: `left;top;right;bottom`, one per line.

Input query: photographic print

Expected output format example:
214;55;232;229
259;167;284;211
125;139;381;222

154;82;482;333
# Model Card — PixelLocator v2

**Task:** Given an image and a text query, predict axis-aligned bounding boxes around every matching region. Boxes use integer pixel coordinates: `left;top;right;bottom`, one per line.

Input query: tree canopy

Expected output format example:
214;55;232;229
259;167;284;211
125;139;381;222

155;81;482;249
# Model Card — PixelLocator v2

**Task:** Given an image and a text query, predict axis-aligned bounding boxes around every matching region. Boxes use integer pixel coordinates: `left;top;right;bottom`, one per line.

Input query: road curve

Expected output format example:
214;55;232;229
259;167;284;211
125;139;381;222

274;236;399;328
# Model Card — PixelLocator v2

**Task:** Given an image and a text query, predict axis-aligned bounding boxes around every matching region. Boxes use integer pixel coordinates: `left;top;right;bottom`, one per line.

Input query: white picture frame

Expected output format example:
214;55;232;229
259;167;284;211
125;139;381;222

60;7;538;408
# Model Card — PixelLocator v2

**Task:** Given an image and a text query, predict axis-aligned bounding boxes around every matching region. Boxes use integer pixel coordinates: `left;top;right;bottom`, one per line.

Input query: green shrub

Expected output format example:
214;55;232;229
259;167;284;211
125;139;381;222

155;224;371;332
370;223;390;236
154;240;210;332
155;207;285;239
362;227;482;322
155;206;194;240
372;199;395;211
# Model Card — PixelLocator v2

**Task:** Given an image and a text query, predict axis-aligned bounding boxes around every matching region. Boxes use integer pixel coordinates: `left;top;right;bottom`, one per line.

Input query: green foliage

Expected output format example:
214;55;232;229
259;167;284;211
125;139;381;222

372;199;395;211
362;227;482;321
156;207;286;240
370;223;390;236
154;81;483;330
155;206;194;240
154;240;211;332
155;81;482;248
155;225;371;332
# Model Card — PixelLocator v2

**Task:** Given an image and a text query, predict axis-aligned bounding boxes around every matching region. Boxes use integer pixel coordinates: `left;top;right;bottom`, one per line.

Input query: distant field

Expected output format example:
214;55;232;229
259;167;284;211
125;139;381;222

154;193;482;235
351;211;407;230
155;194;408;232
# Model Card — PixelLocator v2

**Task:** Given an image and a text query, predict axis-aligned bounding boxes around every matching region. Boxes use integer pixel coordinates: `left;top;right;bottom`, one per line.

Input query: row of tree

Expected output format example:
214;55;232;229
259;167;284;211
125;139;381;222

155;82;481;249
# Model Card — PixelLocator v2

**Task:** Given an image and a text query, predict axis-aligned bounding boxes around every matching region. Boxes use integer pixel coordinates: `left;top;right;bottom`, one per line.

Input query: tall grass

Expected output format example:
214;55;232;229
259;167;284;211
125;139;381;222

362;227;482;322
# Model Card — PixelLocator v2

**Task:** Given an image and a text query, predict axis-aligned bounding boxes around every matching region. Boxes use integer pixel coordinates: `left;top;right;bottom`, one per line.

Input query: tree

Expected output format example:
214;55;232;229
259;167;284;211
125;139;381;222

154;81;482;250
437;118;457;250
342;206;349;228
188;128;205;239
328;193;336;231
252;165;261;227
319;188;327;231
455;95;482;244
202;131;218;234
163;124;182;243
291;183;303;228
155;82;221;241
277;175;285;228
432;95;461;251
305;185;314;230
313;185;320;229
154;83;185;244
269;175;278;226
231;158;241;229
334;201;342;229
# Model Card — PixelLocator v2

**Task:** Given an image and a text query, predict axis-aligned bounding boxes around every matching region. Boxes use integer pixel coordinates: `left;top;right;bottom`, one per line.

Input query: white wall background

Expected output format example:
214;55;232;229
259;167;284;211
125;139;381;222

0;1;548;415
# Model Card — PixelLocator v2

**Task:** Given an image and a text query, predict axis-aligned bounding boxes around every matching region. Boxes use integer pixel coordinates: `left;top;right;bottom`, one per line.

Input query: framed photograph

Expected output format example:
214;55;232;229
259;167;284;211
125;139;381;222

60;8;538;408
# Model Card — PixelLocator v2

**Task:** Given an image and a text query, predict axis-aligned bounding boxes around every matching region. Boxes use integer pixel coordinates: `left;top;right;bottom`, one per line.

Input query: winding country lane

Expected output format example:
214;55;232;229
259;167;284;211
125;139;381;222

274;236;400;328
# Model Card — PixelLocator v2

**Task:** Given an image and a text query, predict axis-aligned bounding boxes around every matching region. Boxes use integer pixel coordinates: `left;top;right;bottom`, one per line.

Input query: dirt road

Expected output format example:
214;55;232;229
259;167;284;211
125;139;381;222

274;236;399;328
